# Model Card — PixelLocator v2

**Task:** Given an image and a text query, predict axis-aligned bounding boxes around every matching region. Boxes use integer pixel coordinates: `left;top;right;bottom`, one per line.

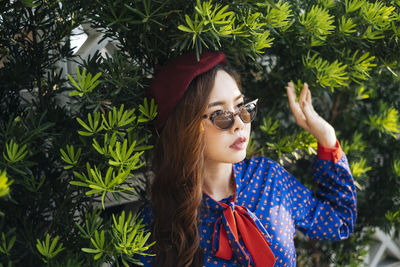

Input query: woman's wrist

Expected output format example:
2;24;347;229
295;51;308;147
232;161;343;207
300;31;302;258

314;125;337;148
316;134;337;148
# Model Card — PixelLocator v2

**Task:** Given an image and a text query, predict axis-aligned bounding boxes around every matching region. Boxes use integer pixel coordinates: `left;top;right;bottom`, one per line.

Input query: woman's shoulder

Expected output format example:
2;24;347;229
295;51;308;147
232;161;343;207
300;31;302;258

234;156;284;183
236;156;281;171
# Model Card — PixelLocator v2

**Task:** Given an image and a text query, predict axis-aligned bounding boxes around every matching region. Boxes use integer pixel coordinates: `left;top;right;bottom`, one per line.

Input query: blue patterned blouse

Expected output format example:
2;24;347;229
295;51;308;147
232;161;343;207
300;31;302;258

137;142;357;266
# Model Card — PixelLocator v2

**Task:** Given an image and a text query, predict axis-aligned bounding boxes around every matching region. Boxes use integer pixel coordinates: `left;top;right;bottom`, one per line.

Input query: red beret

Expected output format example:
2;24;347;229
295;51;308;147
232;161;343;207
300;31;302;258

147;51;226;130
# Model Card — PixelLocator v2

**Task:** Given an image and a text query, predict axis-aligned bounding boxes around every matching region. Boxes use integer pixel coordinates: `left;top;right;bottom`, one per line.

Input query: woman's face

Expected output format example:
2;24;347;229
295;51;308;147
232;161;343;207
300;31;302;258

203;70;251;164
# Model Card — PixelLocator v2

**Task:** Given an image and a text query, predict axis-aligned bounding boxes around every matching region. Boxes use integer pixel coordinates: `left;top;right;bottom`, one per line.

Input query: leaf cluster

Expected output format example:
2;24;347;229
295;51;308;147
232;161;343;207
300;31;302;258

74;209;155;266
36;234;65;263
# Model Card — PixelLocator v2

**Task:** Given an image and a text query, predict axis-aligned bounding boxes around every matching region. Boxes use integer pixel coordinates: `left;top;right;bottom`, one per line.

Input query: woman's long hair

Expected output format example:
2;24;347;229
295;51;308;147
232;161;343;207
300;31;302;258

151;65;240;267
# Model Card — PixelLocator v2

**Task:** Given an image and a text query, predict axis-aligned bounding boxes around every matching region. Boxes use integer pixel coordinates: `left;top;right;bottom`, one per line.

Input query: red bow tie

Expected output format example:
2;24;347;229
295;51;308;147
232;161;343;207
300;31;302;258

212;202;276;266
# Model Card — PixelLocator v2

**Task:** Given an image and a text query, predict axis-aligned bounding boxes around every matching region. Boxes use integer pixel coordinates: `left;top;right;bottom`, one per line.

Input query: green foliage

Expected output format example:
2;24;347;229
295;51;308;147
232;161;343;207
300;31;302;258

109;140;145;170
0;229;16;267
385;209;400;236
360;1;395;31
67;86;155;209
3;140;28;163
92;133;118;157
138;98;158;123
81;230;107;261
299;5;335;46
350;158;372;178
36;234;65;263
393;159;400;178
75;209;155;266
111;211;155;265
177;0;275;59
0;230;16;257
354;85;374;100
177;0;236;56
341;132;367;154
303;53;349;89
101;105;136;132
345;0;363;13
365;102;400;138
348;51;376;84
0;171;13;198
76;112;104;136
0;1;155;265
175;0;287;59
264;1;293;30
68;67;102;97
260;117;280;136
20;0;37;8
2;0;400;265
74;208;103;240
338;16;357;36
266;131;318;160
72;165;131;209
60;145;82;170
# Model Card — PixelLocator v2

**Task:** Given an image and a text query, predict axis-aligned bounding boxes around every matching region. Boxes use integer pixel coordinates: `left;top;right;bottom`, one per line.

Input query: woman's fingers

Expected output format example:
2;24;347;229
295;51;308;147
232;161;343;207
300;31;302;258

306;85;312;106
301;99;316;126
286;82;296;107
286;83;301;114
286;82;308;130
287;82;320;133
299;83;308;105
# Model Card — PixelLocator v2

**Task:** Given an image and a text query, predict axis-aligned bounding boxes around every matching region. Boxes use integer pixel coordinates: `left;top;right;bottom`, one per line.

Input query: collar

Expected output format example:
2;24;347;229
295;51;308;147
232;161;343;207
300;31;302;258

201;163;275;266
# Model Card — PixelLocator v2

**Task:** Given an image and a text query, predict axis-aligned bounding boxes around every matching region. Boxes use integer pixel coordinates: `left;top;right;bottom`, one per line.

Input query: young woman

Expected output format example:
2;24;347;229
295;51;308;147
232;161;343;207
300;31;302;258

137;51;356;266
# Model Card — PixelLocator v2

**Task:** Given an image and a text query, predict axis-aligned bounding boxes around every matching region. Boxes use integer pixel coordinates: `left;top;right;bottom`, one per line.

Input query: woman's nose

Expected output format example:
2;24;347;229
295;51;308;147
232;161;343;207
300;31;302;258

230;110;245;133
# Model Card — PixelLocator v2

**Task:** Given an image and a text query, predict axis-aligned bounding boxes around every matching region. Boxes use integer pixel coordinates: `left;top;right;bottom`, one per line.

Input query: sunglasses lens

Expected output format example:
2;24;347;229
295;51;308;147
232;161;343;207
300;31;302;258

240;108;251;123
240;102;257;123
213;112;234;130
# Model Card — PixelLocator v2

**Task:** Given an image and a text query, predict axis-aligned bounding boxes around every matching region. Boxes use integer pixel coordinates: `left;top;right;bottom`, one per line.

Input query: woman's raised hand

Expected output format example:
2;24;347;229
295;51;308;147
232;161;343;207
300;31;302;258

286;82;337;148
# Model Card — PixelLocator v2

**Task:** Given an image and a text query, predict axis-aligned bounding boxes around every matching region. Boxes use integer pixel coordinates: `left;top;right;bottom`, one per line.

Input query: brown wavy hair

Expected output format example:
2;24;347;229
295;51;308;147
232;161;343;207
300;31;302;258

151;65;240;267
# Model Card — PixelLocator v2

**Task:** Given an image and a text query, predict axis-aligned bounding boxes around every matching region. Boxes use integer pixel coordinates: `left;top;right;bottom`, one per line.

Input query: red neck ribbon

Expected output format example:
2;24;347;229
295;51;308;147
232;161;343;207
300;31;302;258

213;202;276;267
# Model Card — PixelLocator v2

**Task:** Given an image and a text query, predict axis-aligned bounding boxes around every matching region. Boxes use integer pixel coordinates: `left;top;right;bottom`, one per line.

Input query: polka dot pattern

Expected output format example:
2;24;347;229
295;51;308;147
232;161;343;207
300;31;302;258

137;150;356;266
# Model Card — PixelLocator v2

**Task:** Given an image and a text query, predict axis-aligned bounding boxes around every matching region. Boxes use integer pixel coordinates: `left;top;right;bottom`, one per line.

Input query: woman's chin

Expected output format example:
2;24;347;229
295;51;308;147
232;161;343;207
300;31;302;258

227;150;247;163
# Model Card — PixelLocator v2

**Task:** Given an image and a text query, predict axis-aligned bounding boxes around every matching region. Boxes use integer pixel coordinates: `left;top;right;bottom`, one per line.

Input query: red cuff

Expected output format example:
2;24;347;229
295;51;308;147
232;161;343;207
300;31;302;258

317;140;343;164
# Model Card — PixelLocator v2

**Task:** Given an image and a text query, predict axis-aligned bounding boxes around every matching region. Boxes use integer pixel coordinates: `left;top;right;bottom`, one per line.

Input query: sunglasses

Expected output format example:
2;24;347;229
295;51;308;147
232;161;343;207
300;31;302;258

203;99;258;130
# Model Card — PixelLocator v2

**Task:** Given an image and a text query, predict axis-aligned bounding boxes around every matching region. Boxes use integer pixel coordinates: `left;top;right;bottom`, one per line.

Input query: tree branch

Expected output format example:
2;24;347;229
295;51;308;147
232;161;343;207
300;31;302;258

328;91;342;124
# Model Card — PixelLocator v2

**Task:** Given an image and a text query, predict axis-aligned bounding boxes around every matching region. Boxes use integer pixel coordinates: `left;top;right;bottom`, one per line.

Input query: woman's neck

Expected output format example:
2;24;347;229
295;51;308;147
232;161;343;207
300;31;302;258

202;159;234;202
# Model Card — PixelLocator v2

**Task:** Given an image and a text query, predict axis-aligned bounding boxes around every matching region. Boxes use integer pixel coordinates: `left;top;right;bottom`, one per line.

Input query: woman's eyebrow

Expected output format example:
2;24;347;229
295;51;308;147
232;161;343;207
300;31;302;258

207;94;244;108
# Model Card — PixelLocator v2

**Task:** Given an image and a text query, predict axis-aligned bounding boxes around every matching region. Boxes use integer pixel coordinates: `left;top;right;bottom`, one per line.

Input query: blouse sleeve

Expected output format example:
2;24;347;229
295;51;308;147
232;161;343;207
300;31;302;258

135;202;155;266
290;140;357;241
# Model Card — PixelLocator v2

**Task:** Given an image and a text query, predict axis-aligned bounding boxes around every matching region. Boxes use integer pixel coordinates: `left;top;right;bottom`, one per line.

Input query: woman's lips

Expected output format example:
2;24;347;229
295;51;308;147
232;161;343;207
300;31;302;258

230;137;247;150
